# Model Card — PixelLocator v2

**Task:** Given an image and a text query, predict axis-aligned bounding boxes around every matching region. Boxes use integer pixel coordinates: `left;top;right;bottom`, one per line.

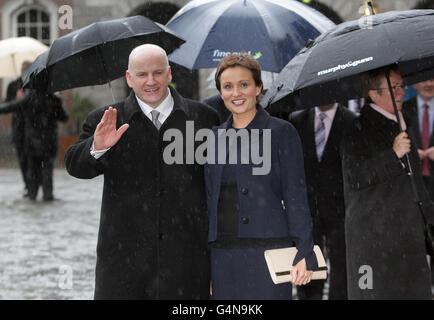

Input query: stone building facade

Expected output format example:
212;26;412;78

0;0;431;164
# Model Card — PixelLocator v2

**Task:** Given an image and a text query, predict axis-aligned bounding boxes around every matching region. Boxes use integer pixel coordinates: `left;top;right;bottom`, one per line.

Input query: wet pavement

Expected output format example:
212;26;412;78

0;168;432;300
0;168;102;299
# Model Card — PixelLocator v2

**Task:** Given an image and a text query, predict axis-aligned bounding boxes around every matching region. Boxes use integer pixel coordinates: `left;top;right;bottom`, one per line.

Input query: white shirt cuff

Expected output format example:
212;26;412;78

90;141;110;159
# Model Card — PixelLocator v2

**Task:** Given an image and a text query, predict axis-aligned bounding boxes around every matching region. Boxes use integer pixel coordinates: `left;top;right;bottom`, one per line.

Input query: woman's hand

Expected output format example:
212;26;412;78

291;258;313;286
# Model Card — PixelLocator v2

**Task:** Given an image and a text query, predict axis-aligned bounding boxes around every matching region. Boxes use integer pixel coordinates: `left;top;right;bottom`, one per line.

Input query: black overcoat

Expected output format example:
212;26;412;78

289;105;357;228
342;104;434;299
6;78;25;148
65;87;219;299
0;90;68;158
289;105;357;299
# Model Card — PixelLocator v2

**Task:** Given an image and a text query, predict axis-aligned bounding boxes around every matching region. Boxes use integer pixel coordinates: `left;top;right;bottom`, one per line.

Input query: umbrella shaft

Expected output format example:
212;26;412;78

96;46;115;104
384;70;419;202
108;80;115;104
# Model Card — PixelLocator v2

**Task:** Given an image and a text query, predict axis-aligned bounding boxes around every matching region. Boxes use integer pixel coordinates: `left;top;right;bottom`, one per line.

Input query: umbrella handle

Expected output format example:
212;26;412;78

384;70;420;203
96;46;116;104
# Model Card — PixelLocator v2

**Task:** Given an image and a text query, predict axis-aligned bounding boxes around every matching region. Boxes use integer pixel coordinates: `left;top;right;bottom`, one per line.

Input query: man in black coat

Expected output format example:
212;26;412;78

65;44;220;299
0;89;68;201
342;65;434;299
4;61;32;196
289;103;356;299
402;78;434;284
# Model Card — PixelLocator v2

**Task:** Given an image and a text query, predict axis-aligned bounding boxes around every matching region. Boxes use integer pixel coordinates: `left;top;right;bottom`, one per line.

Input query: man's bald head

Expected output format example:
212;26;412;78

125;44;172;108
127;44;169;72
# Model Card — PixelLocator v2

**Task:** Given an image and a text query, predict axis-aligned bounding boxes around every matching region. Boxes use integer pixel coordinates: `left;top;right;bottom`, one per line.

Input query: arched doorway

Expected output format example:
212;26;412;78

414;0;434;9
126;2;199;100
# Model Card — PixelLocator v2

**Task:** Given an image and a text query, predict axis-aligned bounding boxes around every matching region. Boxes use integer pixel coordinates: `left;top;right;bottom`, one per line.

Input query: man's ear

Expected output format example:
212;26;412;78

126;70;133;88
168;66;172;83
368;89;377;102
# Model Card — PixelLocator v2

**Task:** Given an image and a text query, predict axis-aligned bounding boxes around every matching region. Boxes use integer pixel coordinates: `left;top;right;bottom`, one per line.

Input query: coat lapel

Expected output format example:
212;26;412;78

209;105;270;198
306;108;317;162
321;105;344;162
407;98;423;148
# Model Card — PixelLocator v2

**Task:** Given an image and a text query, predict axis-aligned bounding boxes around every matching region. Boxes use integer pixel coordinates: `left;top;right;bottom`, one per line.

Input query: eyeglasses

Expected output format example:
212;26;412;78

372;84;407;92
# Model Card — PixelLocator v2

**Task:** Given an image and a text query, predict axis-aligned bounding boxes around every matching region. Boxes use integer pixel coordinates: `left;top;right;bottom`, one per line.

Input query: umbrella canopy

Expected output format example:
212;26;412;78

262;9;434;109
0;37;48;78
166;0;334;73
22;15;185;95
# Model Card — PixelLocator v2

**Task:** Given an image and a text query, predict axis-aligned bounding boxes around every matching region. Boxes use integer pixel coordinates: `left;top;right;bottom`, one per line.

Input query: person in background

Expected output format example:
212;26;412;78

289;103;357;299
342;65;434;299
0;88;68;201
403;78;434;285
3;61;32;197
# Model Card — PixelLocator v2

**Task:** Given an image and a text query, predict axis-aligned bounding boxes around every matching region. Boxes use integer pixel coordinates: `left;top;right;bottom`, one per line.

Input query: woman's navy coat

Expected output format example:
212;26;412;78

204;106;317;269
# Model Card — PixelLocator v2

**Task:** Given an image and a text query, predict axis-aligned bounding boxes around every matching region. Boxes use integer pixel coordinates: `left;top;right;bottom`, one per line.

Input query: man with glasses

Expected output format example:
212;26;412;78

341;65;434;299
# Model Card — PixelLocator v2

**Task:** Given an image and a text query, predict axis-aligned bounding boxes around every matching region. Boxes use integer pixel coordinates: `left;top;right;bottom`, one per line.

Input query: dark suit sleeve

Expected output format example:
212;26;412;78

0;93;29;114
52;96;69;122
278;123;318;270
0;100;20;114
65;109;105;179
6;79;21;102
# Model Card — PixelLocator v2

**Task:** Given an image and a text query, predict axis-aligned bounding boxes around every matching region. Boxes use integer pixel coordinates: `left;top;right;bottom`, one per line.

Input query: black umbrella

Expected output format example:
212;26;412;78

262;9;434;252
22;15;185;102
262;9;434;110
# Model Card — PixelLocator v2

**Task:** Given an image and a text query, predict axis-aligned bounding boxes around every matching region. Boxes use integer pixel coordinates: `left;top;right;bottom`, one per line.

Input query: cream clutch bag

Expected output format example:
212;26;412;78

264;245;328;284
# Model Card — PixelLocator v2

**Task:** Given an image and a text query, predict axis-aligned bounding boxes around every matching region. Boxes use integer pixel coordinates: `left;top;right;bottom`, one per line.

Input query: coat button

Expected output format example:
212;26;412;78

242;217;249;224
241;187;248;195
159;233;165;240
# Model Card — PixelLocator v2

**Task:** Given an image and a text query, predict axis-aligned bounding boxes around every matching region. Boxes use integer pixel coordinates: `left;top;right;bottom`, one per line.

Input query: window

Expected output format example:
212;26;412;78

16;8;51;46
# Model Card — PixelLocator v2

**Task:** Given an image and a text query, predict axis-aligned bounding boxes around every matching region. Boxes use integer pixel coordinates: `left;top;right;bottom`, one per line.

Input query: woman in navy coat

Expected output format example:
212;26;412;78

205;54;318;299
